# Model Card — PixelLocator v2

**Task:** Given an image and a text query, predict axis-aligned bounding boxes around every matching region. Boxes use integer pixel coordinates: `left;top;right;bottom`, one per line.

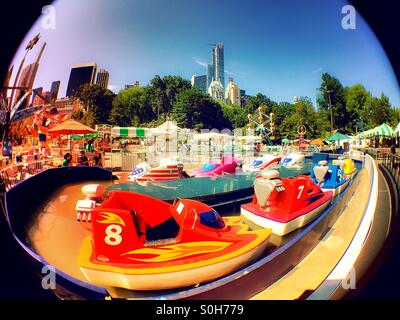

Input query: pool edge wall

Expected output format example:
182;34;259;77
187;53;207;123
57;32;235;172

3;159;369;300
4;167;112;300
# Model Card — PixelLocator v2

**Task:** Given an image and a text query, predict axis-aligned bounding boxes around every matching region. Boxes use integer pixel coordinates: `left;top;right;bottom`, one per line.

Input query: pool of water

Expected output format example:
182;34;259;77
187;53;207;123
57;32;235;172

24;159;358;297
107;163;314;201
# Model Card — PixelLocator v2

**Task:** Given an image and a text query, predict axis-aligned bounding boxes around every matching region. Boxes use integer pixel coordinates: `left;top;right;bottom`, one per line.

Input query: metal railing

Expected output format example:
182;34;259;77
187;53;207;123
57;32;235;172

364;147;400;194
379;153;400;194
0;157;64;191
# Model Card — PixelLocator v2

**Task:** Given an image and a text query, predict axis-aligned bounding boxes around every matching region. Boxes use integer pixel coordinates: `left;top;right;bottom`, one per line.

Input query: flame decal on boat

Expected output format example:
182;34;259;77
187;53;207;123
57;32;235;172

97;212;126;226
122;241;232;262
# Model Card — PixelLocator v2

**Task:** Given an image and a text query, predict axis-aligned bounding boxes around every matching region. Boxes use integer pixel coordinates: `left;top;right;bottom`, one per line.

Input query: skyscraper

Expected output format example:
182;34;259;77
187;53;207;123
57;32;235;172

208;79;224;101
225;78;241;106
211;43;225;90
191;75;207;93
50;81;60;100
207;64;214;89
66;62;97;97
15;42;47;108
96;69;110;89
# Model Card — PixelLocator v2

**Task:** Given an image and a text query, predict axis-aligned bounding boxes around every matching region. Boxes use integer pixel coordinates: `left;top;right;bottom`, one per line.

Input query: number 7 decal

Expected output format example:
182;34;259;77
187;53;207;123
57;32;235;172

297;185;305;199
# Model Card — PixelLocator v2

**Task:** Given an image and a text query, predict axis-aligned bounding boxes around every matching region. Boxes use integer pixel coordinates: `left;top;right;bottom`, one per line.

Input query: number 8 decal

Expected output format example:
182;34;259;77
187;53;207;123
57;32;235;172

105;224;122;246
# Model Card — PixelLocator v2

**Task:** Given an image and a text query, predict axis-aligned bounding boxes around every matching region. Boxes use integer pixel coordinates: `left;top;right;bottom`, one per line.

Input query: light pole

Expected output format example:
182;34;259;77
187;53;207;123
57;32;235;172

326;90;334;135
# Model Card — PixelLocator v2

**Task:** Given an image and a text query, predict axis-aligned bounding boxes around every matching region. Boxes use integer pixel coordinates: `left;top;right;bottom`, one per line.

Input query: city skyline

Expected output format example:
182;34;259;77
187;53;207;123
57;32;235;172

8;0;400;107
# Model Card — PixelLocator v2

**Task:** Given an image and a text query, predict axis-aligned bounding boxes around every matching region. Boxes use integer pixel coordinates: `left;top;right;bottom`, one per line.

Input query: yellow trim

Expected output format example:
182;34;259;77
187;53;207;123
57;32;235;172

122;241;233;262
77;216;271;275
97;212;126;227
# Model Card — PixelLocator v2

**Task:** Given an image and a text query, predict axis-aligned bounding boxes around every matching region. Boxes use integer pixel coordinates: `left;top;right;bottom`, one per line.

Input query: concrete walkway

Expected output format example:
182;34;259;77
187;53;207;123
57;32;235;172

251;168;369;300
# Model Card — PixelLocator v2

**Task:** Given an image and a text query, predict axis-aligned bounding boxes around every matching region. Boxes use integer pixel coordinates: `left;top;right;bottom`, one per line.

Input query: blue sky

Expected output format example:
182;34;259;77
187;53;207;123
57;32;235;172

10;0;400;107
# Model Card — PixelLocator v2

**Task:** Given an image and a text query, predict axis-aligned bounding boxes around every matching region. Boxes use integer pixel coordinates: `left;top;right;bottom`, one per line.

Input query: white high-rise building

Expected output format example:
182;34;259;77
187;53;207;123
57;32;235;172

208;79;224;101
225;78;241;106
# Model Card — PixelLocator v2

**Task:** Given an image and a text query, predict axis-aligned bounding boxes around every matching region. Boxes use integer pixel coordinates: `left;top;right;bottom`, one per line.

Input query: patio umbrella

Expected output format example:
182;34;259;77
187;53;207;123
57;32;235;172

48;120;96;152
310;138;326;146
324;132;350;142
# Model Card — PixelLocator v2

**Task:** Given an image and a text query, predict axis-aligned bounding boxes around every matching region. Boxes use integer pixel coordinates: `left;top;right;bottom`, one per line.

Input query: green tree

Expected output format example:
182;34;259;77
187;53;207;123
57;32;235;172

171;88;230;130
148;75;191;119
317;73;349;131
270;102;295;142
219;101;247;129
367;93;396;128
110;86;153;126
247;93;274;115
280;97;318;139
75;84;115;126
345;84;371;131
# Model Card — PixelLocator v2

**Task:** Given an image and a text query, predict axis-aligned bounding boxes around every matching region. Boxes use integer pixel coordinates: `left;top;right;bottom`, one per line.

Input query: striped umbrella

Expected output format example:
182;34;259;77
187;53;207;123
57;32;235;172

111;127;148;138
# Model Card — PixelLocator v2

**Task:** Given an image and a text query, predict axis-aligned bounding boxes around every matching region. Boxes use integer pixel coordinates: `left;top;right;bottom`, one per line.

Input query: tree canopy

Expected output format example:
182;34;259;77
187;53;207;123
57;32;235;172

71;73;398;142
73;83;115;127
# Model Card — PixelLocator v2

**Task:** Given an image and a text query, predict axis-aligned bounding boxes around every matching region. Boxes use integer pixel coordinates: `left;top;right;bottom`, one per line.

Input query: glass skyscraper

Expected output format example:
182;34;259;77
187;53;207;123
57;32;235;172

191;75;207;93
206;43;225;91
66;62;97;97
213;43;225;90
207;64;214;89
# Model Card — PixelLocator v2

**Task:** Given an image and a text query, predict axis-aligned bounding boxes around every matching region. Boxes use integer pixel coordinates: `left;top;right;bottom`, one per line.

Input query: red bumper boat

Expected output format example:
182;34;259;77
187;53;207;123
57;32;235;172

75;185;271;290
241;170;333;236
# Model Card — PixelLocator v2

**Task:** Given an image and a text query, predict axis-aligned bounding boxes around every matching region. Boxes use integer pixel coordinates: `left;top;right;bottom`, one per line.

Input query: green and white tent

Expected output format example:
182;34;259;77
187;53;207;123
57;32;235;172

393;122;400;136
111;127;149;138
357;123;393;138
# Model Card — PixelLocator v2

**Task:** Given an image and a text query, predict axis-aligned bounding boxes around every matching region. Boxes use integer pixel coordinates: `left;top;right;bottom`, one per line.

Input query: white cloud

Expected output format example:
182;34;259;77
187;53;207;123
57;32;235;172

312;67;323;74
194;59;208;68
225;69;241;77
108;84;121;93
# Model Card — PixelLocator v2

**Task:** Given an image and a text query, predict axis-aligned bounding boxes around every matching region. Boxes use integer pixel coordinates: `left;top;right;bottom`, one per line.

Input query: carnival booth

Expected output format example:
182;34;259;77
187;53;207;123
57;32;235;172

149;119;192;163
356;123;394;148
111;127;149;150
393;122;400;149
324;132;352;153
191;132;233;164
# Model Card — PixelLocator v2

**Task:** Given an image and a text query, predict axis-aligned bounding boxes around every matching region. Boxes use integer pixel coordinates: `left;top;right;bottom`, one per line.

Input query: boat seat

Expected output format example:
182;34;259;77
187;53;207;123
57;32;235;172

313;161;330;184
146;217;180;241
131;211;147;236
254;177;283;208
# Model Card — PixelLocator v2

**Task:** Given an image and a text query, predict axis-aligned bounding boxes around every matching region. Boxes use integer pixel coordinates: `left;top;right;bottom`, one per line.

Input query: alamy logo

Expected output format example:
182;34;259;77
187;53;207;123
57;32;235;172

341;5;356;30
342;267;356;290
41;5;56;30
41;265;56;290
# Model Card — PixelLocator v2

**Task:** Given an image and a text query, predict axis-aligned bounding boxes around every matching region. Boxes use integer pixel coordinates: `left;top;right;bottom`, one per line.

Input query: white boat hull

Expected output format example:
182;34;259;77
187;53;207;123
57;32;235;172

241;200;331;236
322;178;350;198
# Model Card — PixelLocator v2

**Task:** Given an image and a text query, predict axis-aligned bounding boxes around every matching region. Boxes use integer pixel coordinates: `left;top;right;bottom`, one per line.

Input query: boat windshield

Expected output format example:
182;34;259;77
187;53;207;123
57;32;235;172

131;166;145;175
199;210;225;229
251;160;263;167
202;163;217;171
282;157;292;165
